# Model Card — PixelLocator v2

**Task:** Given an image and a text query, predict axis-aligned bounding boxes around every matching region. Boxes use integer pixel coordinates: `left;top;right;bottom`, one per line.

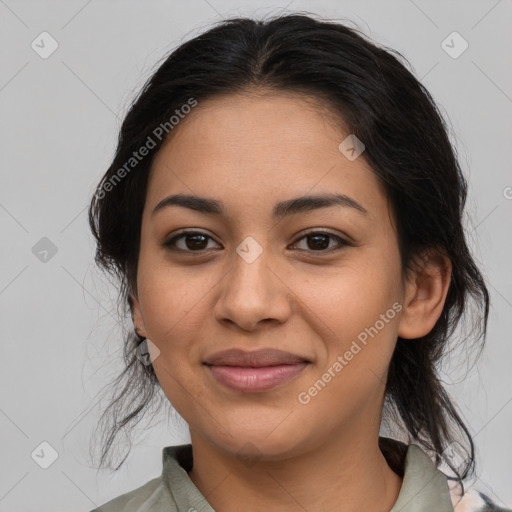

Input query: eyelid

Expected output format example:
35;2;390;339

292;227;352;243
289;229;352;253
163;228;352;254
163;229;221;251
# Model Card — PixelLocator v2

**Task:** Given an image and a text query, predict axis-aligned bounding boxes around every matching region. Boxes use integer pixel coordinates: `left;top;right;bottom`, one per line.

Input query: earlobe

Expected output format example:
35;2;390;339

397;251;452;340
130;293;146;338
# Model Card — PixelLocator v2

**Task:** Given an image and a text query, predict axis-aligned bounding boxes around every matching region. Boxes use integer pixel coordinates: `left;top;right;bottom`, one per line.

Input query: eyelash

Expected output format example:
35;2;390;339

163;230;352;255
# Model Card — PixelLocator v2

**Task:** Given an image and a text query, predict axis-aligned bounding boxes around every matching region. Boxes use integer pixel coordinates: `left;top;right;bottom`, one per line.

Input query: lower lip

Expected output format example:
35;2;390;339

206;363;309;393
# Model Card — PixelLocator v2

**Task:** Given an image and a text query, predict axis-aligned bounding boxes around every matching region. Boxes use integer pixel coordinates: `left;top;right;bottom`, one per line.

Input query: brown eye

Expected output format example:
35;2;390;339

164;231;221;252
291;231;350;253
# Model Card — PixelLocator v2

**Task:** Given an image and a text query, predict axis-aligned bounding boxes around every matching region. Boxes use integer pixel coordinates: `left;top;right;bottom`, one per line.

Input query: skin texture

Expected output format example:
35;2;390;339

131;90;452;512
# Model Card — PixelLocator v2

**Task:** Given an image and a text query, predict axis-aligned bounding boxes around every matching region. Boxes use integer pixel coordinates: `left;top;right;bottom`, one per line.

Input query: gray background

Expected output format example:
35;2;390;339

1;0;511;510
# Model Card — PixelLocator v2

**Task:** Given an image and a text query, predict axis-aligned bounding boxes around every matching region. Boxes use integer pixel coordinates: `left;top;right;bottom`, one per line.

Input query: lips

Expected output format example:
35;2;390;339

203;348;310;393
203;348;310;367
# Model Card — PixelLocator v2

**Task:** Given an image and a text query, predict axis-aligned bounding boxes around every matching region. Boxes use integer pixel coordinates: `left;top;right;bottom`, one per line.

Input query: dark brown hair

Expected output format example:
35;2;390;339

88;12;489;489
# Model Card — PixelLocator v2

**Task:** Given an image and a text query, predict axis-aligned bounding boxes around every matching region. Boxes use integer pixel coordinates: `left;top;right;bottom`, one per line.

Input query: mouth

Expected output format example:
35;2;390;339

203;348;311;393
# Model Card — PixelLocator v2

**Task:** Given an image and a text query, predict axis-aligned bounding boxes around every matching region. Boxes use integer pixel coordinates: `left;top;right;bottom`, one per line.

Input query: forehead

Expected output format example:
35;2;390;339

157;91;348;158
146;91;387;220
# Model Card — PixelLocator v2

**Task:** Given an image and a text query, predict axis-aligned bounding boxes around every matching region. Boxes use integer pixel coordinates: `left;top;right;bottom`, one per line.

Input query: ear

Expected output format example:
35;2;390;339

129;291;146;338
397;249;452;339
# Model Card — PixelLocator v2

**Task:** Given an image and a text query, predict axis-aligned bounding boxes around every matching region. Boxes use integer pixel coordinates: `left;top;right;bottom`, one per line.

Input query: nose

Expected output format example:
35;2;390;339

213;245;292;332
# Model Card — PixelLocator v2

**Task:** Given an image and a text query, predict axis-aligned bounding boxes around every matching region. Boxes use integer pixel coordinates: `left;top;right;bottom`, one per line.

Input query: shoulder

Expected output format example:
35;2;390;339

88;444;196;512
448;483;512;512
381;438;510;512
88;476;176;512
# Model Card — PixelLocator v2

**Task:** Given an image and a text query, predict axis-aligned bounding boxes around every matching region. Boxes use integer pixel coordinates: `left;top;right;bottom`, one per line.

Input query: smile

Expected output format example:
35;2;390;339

205;363;309;393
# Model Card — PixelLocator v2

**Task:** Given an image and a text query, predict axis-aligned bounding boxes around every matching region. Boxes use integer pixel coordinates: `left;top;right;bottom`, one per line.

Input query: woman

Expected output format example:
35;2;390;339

87;13;510;512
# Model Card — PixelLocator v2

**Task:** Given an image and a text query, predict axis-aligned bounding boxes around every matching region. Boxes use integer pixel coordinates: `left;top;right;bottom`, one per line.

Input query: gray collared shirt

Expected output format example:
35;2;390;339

89;443;507;512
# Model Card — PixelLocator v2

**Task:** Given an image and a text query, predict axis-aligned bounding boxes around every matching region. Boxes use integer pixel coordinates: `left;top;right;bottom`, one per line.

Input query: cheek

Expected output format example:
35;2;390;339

292;265;401;424
290;258;401;341
136;254;219;365
284;246;403;388
137;264;215;415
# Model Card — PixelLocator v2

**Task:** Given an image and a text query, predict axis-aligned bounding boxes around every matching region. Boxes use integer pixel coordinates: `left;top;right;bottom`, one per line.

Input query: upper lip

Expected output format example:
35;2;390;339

204;348;310;367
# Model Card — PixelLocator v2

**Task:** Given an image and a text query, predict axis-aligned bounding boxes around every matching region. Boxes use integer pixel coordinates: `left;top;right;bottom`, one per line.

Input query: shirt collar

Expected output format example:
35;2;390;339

389;444;453;511
161;441;453;512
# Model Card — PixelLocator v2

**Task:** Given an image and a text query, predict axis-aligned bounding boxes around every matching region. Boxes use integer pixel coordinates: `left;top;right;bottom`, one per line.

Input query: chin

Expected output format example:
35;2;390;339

205;423;310;462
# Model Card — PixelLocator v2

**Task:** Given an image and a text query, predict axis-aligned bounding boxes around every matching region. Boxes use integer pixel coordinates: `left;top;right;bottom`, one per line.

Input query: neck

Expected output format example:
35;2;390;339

187;430;403;512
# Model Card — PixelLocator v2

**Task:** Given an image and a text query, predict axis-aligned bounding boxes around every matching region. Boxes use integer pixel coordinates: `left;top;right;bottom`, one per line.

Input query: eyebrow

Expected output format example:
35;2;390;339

151;192;368;219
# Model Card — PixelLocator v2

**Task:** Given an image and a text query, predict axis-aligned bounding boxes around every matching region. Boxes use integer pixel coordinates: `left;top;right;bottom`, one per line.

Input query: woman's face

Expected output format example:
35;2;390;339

132;91;408;459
